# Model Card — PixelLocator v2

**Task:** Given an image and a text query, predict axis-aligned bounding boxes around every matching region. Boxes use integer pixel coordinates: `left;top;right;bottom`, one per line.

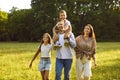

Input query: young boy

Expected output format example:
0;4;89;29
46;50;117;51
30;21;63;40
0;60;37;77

53;10;72;48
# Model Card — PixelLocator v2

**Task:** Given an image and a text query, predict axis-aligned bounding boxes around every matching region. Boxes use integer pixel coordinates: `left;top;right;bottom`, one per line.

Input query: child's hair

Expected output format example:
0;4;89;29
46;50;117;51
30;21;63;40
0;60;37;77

40;33;52;48
59;10;67;20
59;10;67;15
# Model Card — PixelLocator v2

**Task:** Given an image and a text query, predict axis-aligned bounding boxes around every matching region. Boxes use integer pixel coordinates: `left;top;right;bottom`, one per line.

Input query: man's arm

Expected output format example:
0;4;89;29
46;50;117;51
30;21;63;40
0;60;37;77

53;25;57;36
67;33;76;48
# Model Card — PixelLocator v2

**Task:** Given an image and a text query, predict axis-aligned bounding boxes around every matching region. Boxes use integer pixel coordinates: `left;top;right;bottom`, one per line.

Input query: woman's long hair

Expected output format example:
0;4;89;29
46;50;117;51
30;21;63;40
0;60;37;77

82;24;96;39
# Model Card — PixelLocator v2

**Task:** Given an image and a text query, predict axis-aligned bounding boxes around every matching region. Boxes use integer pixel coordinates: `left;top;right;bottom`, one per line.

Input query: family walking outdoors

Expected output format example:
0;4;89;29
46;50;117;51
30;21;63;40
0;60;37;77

29;10;97;80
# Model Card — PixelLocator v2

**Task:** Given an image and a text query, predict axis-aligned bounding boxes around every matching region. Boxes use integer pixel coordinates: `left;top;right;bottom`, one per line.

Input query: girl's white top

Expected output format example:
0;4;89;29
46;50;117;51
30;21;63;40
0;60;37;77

40;44;52;57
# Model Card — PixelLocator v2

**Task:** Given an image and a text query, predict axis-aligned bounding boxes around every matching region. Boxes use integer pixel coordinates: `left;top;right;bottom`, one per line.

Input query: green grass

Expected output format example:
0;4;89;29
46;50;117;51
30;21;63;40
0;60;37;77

0;42;120;80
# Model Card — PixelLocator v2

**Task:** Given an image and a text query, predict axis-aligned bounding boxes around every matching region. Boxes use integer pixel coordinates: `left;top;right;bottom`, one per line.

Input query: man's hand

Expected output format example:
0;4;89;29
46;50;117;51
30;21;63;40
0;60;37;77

53;34;59;43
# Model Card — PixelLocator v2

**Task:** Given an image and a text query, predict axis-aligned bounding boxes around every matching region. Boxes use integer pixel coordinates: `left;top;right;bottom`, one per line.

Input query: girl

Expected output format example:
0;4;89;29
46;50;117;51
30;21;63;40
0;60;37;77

29;33;52;80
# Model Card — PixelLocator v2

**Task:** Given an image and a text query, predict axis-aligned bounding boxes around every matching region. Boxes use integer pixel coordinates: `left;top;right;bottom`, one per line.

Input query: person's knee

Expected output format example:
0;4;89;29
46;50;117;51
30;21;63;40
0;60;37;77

44;76;49;80
44;73;50;80
56;69;61;75
55;72;61;80
56;72;61;77
76;75;84;80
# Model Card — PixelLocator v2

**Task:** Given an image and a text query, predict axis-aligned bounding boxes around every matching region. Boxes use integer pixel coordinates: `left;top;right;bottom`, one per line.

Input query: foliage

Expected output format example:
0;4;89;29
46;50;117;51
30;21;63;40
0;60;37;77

8;9;35;41
31;0;120;41
0;0;120;41
0;10;9;41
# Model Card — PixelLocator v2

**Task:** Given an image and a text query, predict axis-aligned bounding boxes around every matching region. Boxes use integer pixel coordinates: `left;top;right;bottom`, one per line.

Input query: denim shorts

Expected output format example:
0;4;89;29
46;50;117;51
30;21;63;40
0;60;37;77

38;58;51;71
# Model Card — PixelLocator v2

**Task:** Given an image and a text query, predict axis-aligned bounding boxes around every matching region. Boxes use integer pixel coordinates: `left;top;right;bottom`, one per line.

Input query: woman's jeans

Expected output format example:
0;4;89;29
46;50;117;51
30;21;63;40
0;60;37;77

55;58;73;80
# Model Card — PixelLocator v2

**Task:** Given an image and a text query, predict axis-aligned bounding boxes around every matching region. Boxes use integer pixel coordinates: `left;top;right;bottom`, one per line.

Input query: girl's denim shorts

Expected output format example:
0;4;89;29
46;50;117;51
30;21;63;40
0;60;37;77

38;58;51;71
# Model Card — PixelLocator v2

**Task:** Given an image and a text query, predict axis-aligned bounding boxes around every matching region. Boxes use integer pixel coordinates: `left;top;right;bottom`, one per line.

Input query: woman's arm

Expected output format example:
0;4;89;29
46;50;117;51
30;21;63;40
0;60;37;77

92;39;97;68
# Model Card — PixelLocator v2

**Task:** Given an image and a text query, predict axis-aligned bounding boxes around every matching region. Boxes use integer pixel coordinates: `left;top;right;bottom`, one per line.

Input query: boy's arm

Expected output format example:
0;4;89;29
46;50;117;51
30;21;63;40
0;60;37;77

67;20;72;32
69;25;72;32
64;21;72;38
66;25;72;33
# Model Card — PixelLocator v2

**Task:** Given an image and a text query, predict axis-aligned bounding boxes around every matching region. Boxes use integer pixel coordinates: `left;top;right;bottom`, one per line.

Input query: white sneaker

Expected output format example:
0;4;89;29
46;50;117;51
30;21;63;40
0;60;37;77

64;39;69;46
53;42;62;50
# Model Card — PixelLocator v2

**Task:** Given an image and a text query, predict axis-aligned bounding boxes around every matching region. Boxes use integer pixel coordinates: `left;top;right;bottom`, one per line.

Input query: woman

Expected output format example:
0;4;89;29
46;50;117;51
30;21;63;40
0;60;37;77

29;33;52;80
75;24;97;80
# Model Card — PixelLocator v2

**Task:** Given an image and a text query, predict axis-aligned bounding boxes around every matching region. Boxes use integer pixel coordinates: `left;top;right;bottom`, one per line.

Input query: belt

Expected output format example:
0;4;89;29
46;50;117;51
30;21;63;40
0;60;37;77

41;57;50;59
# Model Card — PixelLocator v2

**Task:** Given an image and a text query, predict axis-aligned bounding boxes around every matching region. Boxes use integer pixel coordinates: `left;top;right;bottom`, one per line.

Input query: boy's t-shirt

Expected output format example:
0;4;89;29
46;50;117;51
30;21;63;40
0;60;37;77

64;19;71;30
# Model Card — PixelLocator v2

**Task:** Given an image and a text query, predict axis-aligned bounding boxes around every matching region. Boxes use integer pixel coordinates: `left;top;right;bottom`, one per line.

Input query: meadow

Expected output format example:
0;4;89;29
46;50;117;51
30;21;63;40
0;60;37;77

0;42;120;80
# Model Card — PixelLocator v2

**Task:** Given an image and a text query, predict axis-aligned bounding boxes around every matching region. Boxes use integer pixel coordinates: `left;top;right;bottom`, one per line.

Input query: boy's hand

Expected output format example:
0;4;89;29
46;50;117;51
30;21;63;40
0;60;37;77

64;32;71;39
64;33;68;39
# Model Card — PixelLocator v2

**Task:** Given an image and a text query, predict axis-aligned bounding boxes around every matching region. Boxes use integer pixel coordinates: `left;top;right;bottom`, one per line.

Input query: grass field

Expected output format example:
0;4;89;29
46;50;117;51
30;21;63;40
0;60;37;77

0;42;120;80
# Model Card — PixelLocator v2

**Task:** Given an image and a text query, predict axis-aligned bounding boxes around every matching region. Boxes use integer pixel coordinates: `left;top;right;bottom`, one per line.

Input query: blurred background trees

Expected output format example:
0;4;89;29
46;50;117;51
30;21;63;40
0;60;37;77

0;0;120;42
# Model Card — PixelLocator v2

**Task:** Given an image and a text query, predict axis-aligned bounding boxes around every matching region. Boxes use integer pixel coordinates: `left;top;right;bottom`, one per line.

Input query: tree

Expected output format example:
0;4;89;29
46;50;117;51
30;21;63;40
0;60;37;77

31;0;120;41
1;0;119;41
8;9;35;41
0;10;9;41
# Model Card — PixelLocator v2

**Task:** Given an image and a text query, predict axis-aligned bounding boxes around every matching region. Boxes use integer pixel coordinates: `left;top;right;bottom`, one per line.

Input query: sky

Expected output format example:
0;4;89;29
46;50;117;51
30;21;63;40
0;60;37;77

0;0;31;12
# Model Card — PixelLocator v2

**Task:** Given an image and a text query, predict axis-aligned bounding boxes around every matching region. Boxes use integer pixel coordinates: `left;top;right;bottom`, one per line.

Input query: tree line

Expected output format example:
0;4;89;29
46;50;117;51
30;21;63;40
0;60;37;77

0;0;120;42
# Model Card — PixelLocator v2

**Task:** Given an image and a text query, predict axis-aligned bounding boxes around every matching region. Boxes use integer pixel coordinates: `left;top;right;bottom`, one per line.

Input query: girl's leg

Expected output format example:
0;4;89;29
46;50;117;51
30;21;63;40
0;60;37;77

44;70;50;80
41;71;45;80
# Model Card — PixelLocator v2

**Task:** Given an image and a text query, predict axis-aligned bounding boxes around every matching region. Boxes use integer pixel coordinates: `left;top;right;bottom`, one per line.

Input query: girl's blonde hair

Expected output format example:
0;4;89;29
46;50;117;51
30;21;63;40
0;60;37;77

40;33;52;46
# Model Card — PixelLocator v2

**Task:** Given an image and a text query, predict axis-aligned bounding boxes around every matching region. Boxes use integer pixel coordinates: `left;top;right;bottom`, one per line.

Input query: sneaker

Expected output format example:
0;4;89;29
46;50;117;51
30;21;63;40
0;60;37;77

64;39;69;46
53;42;62;50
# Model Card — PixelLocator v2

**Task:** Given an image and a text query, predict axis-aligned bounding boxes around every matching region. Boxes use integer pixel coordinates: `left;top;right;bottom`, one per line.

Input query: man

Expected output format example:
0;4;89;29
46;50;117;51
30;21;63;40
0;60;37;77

53;20;76;80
